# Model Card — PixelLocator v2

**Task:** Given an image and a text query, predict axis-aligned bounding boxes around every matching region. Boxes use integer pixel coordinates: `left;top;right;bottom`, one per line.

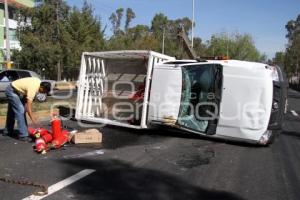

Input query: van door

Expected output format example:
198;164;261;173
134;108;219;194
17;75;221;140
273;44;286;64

76;54;106;123
147;65;183;124
149;63;223;135
177;63;223;135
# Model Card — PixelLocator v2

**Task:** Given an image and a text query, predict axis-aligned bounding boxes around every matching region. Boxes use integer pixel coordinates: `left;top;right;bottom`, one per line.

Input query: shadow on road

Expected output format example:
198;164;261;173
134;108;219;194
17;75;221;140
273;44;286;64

60;106;267;148
61;158;245;200
0;129;22;139
285;112;300;122
288;93;300;99
99;125;261;149
281;131;300;139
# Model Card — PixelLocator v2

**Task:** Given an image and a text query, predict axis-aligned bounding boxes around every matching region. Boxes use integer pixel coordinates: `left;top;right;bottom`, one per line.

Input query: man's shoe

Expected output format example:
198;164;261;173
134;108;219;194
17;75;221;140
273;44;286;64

18;137;32;142
2;132;15;137
2;129;16;137
2;130;10;136
2;132;9;136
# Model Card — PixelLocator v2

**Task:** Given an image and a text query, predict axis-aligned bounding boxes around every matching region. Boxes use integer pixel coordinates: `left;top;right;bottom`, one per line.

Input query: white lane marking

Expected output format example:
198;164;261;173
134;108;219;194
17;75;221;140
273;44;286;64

23;169;96;200
291;110;299;117
63;150;104;159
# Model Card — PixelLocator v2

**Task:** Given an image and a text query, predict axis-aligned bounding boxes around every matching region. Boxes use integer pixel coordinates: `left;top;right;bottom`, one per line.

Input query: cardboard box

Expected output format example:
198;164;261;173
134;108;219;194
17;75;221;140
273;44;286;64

71;129;102;144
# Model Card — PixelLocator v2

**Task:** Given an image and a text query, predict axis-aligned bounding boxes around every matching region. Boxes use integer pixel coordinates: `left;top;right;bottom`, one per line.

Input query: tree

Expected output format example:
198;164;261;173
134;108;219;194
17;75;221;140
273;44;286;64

193;37;207;57
273;52;285;67
206;32;264;62
14;0;104;80
13;0;69;80
128;25;150;40
284;48;295;79
125;8;135;32
63;1;105;79
116;8;124;31
285;15;300;80
14;2;269;81
109;8;124;35
151;14;195;57
109;12;117;35
151;13;168;37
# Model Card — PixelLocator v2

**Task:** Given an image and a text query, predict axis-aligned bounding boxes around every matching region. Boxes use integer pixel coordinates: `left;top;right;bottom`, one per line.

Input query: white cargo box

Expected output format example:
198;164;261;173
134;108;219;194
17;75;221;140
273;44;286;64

75;50;175;129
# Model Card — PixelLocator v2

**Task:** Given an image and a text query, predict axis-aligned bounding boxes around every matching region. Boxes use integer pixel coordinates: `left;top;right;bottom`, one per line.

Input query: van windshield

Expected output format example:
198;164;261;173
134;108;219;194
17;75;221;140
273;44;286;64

177;64;221;133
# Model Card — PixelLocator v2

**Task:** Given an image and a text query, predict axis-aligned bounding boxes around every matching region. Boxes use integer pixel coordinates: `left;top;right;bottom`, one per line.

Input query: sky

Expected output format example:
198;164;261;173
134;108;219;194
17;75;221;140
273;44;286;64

65;0;300;59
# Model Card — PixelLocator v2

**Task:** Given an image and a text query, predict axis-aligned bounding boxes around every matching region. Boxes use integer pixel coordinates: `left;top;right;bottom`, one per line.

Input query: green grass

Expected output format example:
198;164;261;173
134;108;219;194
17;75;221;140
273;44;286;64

0;97;77;116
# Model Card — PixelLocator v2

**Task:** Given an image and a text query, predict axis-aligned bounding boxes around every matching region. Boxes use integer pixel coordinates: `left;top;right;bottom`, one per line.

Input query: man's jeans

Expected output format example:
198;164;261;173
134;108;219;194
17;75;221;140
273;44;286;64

4;84;28;138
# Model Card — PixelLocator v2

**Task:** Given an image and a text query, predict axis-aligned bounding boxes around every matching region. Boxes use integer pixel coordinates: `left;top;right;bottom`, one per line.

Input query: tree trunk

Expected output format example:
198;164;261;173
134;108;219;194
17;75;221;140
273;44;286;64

57;60;61;81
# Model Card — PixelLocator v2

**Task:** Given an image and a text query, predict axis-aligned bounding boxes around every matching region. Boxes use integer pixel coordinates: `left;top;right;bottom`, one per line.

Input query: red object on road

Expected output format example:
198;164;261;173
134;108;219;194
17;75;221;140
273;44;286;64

37;128;49;137
28;127;35;136
35;138;46;153
51;130;69;149
51;115;62;139
28;127;50;138
51;136;67;149
42;133;53;143
28;116;71;151
62;130;70;137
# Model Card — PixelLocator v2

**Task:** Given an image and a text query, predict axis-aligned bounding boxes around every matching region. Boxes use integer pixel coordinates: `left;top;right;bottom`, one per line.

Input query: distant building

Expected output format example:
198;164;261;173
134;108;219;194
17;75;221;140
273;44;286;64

0;0;35;70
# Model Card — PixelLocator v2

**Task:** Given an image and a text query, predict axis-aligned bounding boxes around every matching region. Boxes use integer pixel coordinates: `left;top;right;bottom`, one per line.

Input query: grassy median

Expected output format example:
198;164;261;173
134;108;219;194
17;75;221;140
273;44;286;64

0;97;77;116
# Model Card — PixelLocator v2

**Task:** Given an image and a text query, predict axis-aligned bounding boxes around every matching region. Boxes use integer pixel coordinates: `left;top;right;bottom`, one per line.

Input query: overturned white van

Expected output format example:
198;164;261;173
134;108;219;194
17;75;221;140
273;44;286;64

76;50;287;145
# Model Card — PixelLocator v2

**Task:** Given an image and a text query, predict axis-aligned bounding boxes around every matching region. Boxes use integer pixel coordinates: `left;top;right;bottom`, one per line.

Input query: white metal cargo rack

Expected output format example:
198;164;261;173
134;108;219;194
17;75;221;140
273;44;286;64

75;50;175;129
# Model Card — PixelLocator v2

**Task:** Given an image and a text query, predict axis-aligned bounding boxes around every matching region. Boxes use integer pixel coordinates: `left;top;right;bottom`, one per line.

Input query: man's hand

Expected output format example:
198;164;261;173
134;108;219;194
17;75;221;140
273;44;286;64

31;118;40;127
25;100;40;126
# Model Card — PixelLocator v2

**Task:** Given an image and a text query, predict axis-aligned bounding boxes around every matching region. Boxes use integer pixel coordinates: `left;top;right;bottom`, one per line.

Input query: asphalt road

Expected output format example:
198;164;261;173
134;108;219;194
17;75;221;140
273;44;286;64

0;89;300;200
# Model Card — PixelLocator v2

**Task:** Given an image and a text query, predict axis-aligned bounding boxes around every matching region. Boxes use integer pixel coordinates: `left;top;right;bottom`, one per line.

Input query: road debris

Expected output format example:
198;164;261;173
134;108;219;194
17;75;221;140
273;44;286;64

28;115;70;154
28;116;103;155
71;129;102;144
0;176;48;196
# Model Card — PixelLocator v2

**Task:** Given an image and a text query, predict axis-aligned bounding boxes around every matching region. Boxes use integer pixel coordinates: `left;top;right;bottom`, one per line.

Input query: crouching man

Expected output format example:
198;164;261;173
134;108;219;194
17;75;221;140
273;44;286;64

4;77;49;141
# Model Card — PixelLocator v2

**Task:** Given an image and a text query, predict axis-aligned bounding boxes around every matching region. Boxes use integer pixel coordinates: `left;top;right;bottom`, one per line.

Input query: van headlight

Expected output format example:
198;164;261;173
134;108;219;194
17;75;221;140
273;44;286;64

259;130;272;145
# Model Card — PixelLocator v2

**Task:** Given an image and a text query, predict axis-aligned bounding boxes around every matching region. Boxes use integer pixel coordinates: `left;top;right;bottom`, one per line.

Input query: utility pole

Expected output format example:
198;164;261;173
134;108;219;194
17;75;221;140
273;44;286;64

4;0;11;69
191;0;194;48
162;26;165;54
296;56;299;87
226;32;229;58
